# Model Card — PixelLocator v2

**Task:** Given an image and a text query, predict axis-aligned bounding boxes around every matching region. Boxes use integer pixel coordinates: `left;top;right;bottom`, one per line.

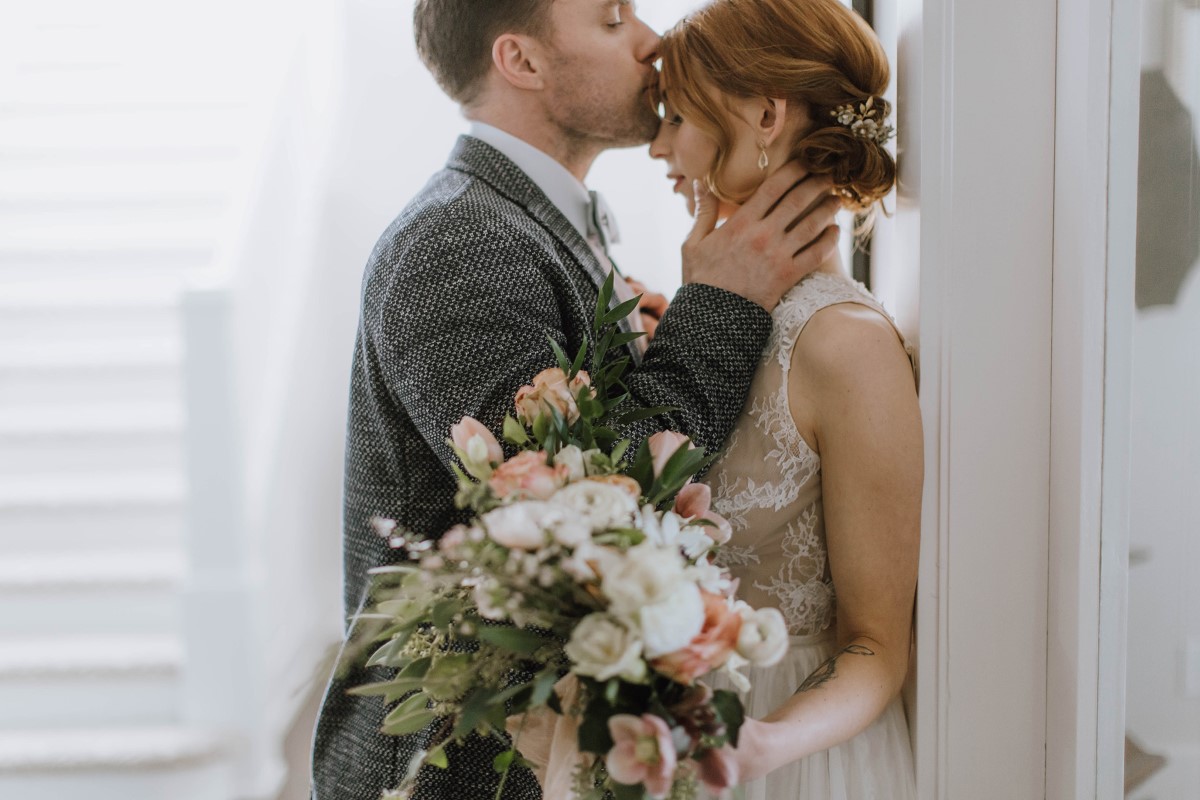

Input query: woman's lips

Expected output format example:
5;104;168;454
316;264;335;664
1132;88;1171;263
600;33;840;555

669;174;685;194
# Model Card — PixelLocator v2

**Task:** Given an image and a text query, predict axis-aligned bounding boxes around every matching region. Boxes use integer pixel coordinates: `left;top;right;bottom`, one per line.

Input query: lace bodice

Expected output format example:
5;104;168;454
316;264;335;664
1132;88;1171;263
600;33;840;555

706;271;917;635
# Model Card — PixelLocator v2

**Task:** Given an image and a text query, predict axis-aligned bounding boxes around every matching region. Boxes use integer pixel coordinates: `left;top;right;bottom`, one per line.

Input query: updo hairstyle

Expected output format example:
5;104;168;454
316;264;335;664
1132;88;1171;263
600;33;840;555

659;0;896;213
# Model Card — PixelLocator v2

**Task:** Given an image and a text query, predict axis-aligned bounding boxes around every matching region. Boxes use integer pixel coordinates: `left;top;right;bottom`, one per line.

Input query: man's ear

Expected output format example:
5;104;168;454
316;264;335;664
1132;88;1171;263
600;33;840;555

492;33;547;91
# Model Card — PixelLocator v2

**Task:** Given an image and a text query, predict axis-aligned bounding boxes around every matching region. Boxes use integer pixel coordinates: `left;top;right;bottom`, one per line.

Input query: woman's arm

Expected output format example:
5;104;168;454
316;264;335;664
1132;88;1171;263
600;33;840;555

731;302;923;783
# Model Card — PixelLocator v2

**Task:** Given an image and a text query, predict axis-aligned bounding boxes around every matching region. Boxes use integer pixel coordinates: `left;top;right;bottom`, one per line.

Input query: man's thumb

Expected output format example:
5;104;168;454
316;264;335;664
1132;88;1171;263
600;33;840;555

688;179;717;240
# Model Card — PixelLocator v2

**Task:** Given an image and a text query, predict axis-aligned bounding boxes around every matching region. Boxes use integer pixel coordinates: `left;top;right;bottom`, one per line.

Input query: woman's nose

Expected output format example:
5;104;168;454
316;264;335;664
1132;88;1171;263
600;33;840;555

648;128;670;159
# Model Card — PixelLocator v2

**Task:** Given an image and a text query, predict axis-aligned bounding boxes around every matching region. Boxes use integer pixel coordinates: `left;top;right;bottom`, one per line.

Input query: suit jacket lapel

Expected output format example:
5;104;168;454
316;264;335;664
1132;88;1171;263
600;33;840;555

445;136;640;354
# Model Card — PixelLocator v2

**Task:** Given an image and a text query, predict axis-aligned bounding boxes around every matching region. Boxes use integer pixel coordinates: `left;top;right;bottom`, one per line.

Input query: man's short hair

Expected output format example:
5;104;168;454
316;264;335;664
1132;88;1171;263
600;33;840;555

414;0;554;106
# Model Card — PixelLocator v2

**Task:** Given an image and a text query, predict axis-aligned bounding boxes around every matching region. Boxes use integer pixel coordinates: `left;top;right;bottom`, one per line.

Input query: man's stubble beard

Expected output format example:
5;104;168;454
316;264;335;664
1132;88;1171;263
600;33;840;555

547;54;661;151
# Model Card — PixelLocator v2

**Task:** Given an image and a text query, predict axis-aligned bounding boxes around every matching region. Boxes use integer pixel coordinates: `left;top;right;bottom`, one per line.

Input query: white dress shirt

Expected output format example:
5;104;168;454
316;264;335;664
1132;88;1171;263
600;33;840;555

467;123;646;341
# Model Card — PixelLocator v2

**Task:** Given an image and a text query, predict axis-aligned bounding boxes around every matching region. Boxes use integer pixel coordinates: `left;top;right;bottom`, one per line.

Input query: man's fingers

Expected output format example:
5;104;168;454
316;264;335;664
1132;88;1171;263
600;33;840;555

738;160;810;220
686;180;719;244
784;194;841;251
791;224;841;275
766;175;836;232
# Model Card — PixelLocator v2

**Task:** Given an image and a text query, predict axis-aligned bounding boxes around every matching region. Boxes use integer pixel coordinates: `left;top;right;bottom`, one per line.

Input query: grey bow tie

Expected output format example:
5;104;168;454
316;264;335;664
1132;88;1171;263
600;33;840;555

586;190;621;251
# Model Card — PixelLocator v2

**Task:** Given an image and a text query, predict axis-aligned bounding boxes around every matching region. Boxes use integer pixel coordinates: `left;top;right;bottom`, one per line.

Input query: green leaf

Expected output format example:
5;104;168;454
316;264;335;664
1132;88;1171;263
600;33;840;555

476;625;547;655
610;330;647;349
612;405;679;426
503;415;530;446
609;439;631;465
530;669;559;708
599;295;641;327
608;782;647;800
493;749;515;774
427;745;449;769
572;338;589;377
577;711;614;755
604;678;620;705
578;396;605;420
626;438;655;493
548;336;572;375
451;688;492;738
712;689;746;747
532;413;551;444
598;358;632;386
381;692;436;736
594;272;616;330
431;598;461;629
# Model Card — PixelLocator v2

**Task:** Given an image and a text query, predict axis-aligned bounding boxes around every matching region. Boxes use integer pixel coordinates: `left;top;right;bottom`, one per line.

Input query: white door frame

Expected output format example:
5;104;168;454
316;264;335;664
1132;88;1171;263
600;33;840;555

895;0;1140;796
1046;0;1140;796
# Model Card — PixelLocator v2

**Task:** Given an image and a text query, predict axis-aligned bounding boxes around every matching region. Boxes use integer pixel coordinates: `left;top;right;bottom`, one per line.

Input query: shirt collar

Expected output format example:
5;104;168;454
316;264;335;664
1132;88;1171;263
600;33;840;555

468;122;592;239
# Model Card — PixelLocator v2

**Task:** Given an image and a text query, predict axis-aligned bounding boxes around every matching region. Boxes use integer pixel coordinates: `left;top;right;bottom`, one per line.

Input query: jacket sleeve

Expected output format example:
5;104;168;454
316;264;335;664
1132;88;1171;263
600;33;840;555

619;283;773;459
368;220;772;476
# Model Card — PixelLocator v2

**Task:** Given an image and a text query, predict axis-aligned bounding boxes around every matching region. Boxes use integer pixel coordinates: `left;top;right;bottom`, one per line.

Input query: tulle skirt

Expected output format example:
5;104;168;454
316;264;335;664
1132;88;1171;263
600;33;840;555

704;631;917;800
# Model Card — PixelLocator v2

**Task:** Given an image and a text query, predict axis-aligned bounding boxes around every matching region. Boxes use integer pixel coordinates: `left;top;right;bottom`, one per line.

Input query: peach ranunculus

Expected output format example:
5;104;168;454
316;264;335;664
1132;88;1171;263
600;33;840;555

605;714;677;799
450;416;503;469
648;431;694;477
650;591;743;685
514;368;592;426
488;450;569;501
584;474;643;500
673;483;733;545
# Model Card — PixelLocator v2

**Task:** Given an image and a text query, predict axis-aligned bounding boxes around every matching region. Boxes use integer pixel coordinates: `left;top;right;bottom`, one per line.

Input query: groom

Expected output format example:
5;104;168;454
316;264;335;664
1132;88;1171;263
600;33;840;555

310;1;840;798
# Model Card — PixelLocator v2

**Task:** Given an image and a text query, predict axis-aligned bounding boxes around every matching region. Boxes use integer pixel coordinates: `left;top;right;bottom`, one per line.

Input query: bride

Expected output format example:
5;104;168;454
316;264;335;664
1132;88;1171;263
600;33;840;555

650;0;921;796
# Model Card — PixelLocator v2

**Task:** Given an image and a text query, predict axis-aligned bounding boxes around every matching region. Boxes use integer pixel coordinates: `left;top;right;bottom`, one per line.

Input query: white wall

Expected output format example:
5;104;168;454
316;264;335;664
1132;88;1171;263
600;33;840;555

1125;3;1200;787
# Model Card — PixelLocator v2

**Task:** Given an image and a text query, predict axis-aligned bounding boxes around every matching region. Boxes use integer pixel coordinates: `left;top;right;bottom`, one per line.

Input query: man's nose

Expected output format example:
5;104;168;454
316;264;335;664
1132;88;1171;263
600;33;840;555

633;17;661;64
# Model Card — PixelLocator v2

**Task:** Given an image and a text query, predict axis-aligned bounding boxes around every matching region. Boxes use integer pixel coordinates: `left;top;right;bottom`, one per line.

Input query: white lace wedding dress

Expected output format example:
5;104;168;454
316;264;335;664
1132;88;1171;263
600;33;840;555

702;271;918;800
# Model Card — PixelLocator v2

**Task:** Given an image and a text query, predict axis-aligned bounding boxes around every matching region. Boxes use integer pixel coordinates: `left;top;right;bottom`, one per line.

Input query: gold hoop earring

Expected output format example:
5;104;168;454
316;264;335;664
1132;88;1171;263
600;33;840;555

757;144;769;170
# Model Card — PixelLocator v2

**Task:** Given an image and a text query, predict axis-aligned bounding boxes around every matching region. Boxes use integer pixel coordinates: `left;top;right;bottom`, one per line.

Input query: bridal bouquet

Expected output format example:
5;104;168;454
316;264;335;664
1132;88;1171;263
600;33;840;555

352;276;789;800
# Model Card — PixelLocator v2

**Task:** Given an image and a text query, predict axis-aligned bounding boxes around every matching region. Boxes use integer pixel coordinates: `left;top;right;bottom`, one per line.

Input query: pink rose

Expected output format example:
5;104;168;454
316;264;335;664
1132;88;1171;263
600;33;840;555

585;474;643;500
673;483;733;545
514;368;592;425
489;450;569;501
695;746;740;794
648;431;694;478
650;591;743;685
450;416;503;466
605;714;677;799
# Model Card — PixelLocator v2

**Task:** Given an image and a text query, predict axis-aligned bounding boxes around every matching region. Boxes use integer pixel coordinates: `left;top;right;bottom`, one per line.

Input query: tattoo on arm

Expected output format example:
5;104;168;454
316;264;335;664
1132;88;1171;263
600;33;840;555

793;644;876;695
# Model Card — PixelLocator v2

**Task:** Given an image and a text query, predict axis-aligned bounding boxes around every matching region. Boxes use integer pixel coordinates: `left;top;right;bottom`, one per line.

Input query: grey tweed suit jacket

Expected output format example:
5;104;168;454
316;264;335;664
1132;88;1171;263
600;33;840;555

310;135;773;800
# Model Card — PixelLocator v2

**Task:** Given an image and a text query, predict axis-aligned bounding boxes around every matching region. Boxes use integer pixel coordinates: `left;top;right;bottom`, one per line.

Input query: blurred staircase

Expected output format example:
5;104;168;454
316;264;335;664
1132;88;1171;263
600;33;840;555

0;1;254;797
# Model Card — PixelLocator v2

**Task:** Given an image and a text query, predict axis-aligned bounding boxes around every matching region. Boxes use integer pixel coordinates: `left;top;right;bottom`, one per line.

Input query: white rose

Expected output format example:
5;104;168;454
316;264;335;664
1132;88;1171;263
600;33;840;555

550;481;638;532
530;503;591;548
601;542;686;616
638;581;706;658
736;606;789;667
565;613;647;683
480;502;552;550
561;541;620;582
554;445;587;482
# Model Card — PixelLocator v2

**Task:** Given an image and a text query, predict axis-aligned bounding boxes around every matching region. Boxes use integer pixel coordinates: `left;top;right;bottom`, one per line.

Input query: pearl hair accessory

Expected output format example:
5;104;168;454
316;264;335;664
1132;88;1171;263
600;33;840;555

831;96;895;146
